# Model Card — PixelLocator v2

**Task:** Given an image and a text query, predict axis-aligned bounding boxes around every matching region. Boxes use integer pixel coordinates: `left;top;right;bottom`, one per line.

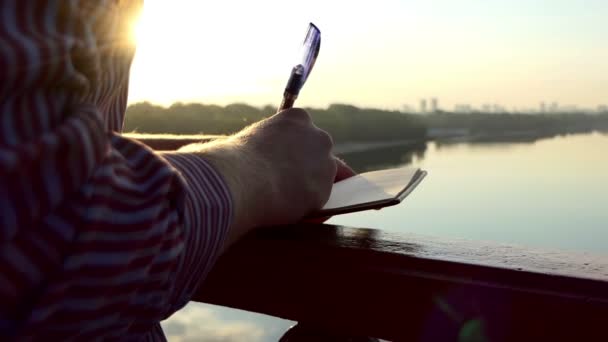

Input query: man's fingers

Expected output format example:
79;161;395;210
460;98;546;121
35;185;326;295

334;157;356;182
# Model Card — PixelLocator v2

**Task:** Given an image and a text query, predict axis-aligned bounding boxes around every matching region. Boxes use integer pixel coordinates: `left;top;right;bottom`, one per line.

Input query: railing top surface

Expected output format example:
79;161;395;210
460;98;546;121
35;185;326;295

248;224;608;282
195;224;608;341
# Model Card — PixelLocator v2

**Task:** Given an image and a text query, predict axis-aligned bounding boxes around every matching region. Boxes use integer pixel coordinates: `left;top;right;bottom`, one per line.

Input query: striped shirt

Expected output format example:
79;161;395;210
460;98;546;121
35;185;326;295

0;1;233;340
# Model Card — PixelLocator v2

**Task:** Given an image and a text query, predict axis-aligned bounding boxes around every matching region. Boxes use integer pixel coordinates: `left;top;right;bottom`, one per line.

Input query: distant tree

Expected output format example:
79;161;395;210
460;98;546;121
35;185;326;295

124;102;608;142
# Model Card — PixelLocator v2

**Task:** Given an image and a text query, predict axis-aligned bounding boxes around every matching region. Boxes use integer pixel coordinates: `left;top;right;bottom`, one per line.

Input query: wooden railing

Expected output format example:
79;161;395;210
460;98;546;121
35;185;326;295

194;224;608;341
138;136;608;341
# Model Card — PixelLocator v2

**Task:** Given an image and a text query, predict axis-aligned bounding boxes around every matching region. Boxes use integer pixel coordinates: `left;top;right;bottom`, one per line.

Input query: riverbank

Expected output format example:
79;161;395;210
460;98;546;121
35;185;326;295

332;139;419;154
126;128;606;154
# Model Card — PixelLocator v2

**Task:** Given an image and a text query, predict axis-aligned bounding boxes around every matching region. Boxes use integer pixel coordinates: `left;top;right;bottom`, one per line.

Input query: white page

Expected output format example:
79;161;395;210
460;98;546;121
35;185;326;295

322;167;420;210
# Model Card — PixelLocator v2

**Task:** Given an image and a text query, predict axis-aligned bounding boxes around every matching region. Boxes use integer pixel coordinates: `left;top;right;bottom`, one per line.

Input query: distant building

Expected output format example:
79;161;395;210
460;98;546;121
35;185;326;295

561;105;579;113
493;104;503;113
598;105;608;113
401;104;414;113
454;104;472;113
550;102;559;113
419;99;427;114
540;102;546;113
430;98;438;113
482;104;492;113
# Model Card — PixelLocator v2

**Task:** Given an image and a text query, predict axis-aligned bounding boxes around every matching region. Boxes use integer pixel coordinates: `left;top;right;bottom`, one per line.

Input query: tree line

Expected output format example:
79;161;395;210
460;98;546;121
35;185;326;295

124;102;426;142
425;111;608;135
124;102;608;143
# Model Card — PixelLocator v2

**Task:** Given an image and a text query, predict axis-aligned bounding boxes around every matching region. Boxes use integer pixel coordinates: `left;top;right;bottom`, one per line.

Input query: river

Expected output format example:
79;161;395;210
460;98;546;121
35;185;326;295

162;131;608;341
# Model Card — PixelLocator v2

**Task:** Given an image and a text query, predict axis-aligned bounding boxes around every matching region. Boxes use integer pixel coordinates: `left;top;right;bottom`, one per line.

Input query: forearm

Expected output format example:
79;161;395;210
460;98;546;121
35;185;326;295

171;137;275;251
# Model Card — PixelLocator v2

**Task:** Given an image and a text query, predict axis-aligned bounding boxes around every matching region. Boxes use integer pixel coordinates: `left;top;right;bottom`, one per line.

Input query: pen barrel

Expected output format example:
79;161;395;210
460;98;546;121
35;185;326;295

284;67;304;95
278;66;304;112
279;92;298;112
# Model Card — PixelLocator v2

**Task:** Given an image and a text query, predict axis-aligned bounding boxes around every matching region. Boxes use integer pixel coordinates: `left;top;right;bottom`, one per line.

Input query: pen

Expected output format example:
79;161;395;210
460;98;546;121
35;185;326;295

278;23;321;111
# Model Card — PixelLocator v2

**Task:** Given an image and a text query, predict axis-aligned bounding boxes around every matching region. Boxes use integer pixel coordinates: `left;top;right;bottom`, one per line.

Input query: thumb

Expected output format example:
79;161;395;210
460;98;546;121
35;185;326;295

302;157;355;224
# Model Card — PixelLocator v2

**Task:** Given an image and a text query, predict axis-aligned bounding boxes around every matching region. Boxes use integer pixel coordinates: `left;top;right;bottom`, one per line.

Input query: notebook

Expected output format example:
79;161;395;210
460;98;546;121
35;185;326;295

309;167;427;217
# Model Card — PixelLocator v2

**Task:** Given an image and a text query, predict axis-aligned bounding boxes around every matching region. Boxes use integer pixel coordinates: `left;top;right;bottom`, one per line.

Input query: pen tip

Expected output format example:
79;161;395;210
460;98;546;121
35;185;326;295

309;22;320;33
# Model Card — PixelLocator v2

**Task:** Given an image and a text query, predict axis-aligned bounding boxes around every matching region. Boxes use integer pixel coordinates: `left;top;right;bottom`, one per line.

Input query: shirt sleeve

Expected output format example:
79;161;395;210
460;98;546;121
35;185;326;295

8;136;233;340
158;151;234;310
0;1;233;339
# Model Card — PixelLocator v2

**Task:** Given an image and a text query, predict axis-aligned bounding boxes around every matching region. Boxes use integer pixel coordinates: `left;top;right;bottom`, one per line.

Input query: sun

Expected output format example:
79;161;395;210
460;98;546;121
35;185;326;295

128;1;298;106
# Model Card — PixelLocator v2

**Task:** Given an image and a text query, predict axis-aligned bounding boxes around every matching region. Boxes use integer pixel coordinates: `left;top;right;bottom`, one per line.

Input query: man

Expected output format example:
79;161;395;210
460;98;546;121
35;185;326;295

0;1;353;340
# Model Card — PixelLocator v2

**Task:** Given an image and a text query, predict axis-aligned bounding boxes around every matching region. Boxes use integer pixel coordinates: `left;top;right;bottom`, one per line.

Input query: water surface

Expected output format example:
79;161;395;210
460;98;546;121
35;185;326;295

332;132;608;253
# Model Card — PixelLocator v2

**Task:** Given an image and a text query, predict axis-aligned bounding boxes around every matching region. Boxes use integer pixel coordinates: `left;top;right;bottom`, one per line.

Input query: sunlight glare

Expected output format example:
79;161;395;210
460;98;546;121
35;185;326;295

129;1;303;106
128;0;608;110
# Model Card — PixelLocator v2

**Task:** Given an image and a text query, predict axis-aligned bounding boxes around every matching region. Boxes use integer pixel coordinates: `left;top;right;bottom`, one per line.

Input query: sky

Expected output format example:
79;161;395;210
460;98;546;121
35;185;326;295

128;0;607;111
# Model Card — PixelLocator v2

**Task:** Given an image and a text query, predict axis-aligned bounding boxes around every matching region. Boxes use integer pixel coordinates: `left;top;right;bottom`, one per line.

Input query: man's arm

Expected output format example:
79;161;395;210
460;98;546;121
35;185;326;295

152;108;351;320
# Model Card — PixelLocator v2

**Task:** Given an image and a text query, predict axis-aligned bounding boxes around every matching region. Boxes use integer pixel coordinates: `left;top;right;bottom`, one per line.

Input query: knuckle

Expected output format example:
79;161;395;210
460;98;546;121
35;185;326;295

286;108;312;123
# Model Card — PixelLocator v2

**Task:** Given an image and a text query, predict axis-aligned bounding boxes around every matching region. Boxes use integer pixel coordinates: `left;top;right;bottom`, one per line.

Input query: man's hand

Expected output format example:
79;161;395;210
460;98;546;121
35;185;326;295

233;108;338;225
182;108;352;248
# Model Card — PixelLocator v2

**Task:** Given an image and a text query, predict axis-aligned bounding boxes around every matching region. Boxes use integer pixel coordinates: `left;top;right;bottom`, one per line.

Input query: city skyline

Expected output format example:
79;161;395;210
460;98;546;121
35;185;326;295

415;98;607;114
128;0;607;110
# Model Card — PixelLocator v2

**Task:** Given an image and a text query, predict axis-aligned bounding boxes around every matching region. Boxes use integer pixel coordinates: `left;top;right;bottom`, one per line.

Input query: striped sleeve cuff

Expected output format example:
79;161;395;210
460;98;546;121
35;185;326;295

160;152;234;310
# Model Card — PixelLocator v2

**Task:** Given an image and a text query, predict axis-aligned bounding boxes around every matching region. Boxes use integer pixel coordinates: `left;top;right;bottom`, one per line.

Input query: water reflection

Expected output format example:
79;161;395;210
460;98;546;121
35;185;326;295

162;303;293;342
337;132;594;174
337;142;426;172
331;132;608;254
338;132;607;173
433;131;590;150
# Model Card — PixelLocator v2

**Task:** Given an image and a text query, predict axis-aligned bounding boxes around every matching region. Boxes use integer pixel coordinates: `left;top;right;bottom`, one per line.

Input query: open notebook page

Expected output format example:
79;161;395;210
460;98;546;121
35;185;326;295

313;167;426;217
